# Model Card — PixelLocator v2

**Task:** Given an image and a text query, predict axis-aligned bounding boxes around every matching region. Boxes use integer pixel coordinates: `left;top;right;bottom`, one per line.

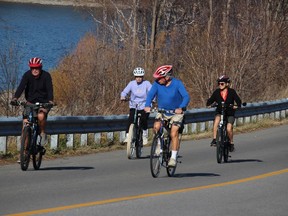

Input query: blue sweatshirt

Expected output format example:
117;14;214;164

145;78;190;110
121;80;152;110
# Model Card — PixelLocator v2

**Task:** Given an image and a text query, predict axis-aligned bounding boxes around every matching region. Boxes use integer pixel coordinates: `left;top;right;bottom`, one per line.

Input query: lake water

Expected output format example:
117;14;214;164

0;2;95;73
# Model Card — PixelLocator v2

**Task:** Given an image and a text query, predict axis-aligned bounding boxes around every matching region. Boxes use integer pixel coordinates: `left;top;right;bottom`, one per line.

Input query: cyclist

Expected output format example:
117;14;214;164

11;57;54;151
120;67;152;145
206;75;242;152
144;65;190;167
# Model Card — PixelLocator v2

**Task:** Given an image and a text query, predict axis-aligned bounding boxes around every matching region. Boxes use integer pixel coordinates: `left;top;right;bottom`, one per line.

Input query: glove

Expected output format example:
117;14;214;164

10;98;18;106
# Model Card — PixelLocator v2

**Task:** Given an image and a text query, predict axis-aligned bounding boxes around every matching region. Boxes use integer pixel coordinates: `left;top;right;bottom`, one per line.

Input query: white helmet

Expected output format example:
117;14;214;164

133;67;145;76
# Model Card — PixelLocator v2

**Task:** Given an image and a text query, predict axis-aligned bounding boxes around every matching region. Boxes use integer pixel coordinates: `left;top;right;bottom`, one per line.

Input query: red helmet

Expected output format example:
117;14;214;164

153;65;173;79
217;75;230;83
28;57;42;68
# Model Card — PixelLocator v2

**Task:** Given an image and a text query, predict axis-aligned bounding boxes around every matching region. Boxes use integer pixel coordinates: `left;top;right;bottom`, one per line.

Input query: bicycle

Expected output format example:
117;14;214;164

125;101;146;159
11;101;54;171
212;102;246;163
150;109;184;178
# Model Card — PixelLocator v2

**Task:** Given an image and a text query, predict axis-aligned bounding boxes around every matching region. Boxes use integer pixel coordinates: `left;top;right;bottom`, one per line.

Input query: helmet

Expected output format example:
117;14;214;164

133;67;145;76
28;57;42;68
217;75;230;83
153;65;172;79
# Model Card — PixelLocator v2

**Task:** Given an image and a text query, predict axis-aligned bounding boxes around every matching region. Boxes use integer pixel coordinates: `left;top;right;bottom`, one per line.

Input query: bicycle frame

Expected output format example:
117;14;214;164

126;101;145;159
11;101;53;170
150;109;180;178
216;102;230;163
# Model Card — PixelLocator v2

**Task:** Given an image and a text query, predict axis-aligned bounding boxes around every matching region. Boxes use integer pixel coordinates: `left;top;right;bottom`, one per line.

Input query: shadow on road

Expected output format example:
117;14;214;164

229;159;263;163
173;173;220;178
40;166;94;171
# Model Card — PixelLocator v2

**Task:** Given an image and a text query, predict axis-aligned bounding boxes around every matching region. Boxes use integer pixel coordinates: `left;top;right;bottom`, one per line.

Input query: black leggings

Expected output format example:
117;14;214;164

126;109;149;133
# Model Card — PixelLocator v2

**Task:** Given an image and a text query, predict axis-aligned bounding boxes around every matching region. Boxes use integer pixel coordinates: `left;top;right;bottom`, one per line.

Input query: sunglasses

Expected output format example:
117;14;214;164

218;82;226;86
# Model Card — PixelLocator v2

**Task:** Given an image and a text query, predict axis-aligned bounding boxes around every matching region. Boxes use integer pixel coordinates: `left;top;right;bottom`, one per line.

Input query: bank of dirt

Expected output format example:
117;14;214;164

0;0;101;7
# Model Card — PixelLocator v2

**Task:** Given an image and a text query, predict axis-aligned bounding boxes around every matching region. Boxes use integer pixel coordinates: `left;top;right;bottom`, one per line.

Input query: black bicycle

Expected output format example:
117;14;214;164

212;102;246;163
126;101;146;159
11;101;53;171
150;109;183;178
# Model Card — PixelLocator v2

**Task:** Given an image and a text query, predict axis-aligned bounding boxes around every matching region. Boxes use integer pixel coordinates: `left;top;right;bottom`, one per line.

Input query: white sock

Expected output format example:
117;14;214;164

171;150;177;159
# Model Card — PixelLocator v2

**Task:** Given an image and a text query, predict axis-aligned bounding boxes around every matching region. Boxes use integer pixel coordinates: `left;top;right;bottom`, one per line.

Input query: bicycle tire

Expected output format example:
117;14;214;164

32;135;42;170
166;137;177;177
135;128;143;158
216;128;223;163
150;134;162;178
20;127;31;171
223;130;229;163
127;124;135;159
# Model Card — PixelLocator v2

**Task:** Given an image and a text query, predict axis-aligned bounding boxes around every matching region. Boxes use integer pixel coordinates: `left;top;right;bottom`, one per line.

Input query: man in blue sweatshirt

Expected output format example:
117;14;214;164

144;65;190;167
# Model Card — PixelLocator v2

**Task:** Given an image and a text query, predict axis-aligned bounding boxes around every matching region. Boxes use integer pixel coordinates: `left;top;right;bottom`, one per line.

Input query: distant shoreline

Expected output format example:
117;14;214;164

0;0;101;7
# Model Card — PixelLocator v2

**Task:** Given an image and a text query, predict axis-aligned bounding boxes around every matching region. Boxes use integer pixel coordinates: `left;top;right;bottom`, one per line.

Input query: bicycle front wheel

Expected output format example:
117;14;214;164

216;128;223;163
150;134;162;178
166;137;177;177
20;127;31;171
223;130;229;163
127;124;136;159
32;135;43;170
135;128;143;158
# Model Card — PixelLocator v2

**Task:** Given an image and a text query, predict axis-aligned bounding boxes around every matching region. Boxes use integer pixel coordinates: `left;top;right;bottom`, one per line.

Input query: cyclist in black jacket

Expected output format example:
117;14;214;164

206;75;242;151
12;57;54;147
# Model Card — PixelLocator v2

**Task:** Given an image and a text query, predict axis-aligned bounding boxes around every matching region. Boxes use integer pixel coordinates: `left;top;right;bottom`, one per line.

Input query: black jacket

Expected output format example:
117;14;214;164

206;88;241;116
14;70;53;103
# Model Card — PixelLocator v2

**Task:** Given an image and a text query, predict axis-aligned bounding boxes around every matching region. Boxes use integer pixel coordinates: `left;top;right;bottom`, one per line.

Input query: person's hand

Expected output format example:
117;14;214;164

144;107;151;113
120;97;126;101
175;108;183;114
49;101;54;105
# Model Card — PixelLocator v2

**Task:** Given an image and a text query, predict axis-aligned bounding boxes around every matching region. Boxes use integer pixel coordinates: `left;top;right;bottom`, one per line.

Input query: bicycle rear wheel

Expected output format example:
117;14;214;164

135;128;143;158
216;129;223;163
150;134;162;178
20;127;31;171
32;135;43;170
166;138;177;177
127;124;136;159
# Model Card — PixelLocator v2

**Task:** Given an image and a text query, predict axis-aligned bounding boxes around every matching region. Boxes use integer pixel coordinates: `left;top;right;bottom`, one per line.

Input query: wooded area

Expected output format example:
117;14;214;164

1;0;288;116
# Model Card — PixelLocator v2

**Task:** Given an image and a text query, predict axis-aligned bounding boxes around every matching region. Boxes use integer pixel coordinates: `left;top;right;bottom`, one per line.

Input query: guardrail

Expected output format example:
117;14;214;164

0;98;287;154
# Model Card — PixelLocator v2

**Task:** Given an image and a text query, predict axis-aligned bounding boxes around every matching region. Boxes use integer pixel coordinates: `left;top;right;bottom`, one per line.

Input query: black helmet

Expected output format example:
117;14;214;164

217;75;230;83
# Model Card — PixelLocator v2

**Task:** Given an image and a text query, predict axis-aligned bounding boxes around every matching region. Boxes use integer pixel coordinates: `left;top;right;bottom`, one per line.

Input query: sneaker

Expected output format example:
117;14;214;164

210;139;216;147
17;159;20;164
168;158;176;167
143;136;148;145
40;133;48;146
229;143;235;152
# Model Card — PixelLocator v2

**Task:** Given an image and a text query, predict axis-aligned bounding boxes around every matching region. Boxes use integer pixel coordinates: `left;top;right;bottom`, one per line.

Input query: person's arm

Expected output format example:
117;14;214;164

206;90;217;106
145;82;157;107
46;73;54;102
120;81;132;100
178;81;190;109
233;89;242;108
14;72;28;99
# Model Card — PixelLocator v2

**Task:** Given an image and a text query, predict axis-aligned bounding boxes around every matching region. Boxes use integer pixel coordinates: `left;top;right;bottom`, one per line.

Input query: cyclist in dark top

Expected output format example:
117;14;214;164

12;57;54;147
206;75;242;152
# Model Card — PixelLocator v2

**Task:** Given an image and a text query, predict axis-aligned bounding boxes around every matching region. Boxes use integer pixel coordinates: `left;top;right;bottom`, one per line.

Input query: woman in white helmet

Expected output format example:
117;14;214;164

120;67;152;145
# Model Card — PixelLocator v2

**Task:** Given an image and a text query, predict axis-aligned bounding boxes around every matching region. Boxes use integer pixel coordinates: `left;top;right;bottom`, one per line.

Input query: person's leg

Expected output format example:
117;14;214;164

124;109;135;142
211;115;220;146
38;109;48;146
140;110;149;145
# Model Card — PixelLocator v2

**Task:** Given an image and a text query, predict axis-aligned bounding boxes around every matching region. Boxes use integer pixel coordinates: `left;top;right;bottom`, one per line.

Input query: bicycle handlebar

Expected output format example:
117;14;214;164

10;101;55;109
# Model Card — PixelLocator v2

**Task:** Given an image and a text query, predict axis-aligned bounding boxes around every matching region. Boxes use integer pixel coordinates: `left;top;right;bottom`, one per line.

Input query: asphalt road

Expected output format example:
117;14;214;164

1;125;287;216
